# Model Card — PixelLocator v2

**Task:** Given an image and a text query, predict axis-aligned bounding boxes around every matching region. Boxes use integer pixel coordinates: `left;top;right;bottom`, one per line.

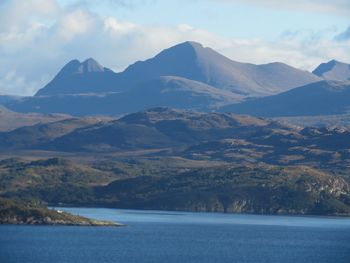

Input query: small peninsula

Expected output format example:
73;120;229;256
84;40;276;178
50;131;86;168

0;198;121;226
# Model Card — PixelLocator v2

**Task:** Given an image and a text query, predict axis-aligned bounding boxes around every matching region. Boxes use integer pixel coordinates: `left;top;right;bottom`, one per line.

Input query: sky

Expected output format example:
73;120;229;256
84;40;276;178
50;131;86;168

0;0;349;96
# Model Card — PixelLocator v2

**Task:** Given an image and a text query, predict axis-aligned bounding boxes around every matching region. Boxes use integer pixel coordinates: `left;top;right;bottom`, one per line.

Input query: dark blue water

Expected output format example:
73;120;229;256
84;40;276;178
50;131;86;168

1;208;350;263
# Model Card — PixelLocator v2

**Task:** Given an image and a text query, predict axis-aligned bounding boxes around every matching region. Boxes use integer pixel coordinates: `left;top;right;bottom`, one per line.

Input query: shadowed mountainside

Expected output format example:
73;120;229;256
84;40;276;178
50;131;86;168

221;80;350;117
313;60;350;81
2;42;321;116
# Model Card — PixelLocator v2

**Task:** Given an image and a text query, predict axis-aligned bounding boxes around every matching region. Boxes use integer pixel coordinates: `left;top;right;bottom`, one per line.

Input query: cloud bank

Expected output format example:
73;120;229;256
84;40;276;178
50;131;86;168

0;0;349;96
213;0;350;16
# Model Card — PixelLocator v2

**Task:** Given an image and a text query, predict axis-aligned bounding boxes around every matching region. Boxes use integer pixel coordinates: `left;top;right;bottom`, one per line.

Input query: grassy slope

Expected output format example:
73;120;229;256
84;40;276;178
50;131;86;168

95;165;350;215
1;157;349;216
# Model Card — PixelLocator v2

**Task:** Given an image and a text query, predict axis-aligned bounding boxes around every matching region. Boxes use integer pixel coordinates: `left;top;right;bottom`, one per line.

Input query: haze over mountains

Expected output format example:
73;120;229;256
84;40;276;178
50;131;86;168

218;60;350;119
1;41;328;117
0;41;349;125
37;41;320;97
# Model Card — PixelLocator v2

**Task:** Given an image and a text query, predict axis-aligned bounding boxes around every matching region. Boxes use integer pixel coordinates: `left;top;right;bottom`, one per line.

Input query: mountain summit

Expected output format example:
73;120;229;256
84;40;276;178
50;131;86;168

58;58;107;76
35;58;118;96
120;41;320;96
313;60;350;81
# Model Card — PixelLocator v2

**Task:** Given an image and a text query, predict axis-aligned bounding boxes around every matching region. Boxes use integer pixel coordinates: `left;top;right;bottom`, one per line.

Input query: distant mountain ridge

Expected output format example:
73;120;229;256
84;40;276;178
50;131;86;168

35;41;320;98
313;60;350;81
2;41;323;117
114;41;320;97
221;80;350;117
3;42;350;119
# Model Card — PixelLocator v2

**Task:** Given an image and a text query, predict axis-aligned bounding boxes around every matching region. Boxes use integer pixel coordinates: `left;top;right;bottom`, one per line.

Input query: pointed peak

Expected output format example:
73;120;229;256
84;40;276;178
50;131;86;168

81;58;105;73
326;59;345;67
320;59;347;68
160;41;205;55
149;41;221;65
178;41;204;48
328;59;339;64
56;58;106;78
169;41;206;52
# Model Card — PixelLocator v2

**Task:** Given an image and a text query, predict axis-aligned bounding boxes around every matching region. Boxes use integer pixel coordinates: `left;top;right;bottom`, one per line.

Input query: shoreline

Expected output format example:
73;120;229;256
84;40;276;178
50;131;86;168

0;198;123;227
55;206;350;220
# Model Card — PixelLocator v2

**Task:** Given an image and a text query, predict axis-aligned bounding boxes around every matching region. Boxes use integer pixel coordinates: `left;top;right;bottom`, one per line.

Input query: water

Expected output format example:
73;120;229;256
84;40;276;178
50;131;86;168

1;208;350;263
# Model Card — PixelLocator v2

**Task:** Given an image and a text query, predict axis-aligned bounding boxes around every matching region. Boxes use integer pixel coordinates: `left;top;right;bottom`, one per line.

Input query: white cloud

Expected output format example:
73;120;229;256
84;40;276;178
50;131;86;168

0;0;349;96
335;26;350;41
211;0;350;16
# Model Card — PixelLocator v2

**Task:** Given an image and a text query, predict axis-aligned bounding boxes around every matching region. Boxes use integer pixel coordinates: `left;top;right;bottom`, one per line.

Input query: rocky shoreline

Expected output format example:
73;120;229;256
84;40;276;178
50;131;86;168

0;198;122;226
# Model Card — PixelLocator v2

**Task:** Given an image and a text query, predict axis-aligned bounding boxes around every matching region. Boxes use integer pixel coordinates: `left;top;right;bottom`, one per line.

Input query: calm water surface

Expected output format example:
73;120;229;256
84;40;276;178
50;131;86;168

1;208;350;263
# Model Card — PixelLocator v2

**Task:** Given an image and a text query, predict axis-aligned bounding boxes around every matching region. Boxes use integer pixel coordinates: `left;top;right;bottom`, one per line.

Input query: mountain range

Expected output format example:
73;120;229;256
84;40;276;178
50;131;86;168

2;41;331;117
37;41;320;97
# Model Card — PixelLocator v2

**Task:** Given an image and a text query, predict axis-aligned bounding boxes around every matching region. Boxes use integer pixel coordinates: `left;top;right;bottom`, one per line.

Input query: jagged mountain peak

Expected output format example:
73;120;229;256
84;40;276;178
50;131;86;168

35;58;117;96
57;58;107;78
80;58;106;73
